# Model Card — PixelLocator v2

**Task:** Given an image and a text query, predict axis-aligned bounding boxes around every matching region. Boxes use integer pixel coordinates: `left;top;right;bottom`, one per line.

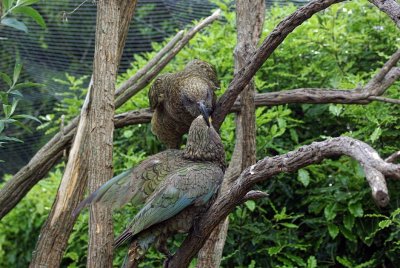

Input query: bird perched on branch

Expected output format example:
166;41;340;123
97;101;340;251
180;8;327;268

73;103;225;267
115;106;225;266
149;59;219;148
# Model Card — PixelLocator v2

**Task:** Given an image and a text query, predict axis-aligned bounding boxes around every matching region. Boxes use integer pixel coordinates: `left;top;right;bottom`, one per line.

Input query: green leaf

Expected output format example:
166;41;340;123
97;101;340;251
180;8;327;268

324;203;337;221
348;202;363;217
1;18;28;33
340;226;357;241
336;256;354;268
13;55;23;86
12;120;32;133
0;135;23;143
329;104;343;117
123;130;133;138
307;256;317;268
0;121;4;134
290;129;299;144
245;200;256;212
3;104;11;118
19;0;40;6
298;169;310;187
0;72;12;87
343;214;355;230
268;245;283;256
3;0;15;10
9;90;23;97
370;127;381;143
13;82;42;90
280;222;298;229
10;98;19;116
327;223;339;239
12;6;46;28
13;114;41;123
378;219;392;229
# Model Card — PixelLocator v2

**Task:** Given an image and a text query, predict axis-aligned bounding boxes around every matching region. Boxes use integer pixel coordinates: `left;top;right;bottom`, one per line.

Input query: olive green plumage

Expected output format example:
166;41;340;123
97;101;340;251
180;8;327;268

72;150;190;216
148;59;219;148
114;115;225;249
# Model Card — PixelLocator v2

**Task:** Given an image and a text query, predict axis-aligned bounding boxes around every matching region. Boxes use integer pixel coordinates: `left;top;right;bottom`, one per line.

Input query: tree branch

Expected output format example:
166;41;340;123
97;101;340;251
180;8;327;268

212;0;345;129
167;136;399;267
386;151;400;163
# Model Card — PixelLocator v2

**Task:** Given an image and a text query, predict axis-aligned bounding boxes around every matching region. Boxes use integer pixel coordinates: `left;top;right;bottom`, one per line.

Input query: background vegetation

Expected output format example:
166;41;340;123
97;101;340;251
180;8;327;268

1;0;400;267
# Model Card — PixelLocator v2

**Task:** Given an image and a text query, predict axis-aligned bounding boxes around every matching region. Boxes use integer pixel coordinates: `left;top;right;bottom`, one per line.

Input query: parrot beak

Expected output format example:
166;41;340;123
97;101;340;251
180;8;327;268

198;101;211;127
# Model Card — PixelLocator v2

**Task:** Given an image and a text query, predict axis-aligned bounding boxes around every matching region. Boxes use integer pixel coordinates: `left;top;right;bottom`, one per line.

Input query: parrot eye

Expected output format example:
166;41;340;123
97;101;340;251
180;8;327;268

183;95;194;104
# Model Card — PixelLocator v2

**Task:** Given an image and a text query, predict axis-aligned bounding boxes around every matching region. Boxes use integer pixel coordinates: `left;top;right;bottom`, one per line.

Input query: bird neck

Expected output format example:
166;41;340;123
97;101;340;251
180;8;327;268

183;126;226;171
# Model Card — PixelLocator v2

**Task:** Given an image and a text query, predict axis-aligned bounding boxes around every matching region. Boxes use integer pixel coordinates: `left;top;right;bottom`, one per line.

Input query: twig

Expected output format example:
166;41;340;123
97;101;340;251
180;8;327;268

368;96;400;105
167;136;400;267
386;151;400;163
115;31;184;98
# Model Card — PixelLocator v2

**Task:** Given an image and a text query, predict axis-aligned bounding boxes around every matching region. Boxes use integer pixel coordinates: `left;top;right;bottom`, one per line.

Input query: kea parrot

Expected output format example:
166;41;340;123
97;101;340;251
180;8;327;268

73;102;225;266
148;59;219;148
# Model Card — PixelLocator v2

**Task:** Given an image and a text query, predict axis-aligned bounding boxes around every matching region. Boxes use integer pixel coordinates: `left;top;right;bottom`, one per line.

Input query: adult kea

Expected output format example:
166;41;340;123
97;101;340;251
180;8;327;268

148;59;219;148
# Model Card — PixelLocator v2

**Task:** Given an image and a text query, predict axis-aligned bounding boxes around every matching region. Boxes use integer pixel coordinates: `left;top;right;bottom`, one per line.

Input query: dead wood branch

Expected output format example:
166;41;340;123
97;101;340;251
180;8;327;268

0;11;220;220
167;136;400;267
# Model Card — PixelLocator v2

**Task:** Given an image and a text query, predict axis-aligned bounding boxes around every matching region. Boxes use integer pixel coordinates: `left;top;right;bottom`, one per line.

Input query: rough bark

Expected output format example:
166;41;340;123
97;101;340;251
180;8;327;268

86;0;120;266
0;10;220;220
167;137;399;267
29;2;136;267
196;1;265;267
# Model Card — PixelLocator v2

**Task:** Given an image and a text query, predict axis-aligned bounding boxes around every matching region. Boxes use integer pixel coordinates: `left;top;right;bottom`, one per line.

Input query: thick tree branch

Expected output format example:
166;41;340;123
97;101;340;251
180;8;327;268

212;0;345;129
386;151;400;163
368;0;400;29
167;136;399;267
0;11;220;220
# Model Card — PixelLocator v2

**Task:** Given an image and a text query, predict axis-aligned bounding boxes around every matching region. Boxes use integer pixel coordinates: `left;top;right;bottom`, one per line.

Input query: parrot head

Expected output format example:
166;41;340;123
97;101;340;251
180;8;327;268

183;112;226;170
180;76;215;119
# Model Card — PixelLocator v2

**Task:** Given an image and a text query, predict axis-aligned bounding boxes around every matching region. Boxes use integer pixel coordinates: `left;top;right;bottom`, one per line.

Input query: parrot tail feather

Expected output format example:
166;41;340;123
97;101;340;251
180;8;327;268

114;229;134;248
72;192;98;217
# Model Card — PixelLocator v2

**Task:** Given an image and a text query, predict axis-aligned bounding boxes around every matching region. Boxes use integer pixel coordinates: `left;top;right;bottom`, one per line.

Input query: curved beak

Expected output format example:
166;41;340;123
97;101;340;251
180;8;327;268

198;101;211;127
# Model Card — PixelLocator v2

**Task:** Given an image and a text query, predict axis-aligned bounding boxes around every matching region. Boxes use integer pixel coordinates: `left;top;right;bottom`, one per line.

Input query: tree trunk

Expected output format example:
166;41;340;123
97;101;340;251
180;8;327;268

29;2;136;267
196;1;265;267
86;0;120;266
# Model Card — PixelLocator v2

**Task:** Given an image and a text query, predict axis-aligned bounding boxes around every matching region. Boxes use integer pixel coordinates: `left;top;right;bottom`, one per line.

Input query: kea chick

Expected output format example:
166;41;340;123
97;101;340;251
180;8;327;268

148;59;219;148
115;104;225;266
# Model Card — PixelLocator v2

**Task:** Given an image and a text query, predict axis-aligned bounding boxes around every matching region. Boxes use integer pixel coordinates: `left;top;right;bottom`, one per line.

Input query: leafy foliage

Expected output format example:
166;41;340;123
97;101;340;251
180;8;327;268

0;55;41;159
1;0;46;32
0;0;399;267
